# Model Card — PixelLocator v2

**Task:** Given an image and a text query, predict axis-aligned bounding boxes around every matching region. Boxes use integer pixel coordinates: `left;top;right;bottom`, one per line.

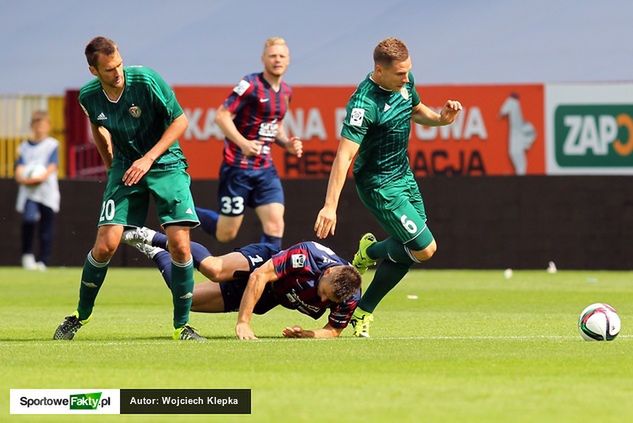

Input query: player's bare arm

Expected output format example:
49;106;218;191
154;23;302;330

275;123;303;157
282;323;343;339
412;100;462;127
235;259;279;340
314;137;360;239
121;113;188;186
90;122;113;169
215;104;263;157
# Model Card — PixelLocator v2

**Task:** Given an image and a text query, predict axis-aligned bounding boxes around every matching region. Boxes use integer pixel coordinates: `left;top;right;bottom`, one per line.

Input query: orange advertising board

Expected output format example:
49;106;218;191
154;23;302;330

174;84;544;179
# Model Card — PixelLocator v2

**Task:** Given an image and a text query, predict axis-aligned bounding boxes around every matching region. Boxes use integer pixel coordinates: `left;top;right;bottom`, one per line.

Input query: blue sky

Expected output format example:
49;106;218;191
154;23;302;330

1;0;630;93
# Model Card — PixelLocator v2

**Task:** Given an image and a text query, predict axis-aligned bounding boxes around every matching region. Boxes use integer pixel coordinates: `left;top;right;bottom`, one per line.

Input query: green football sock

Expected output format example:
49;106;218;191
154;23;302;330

171;258;194;329
358;259;411;313
367;237;415;265
77;251;109;320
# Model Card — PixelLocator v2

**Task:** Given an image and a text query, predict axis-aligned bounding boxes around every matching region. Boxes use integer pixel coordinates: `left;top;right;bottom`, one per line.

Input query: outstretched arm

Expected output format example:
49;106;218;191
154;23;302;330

282;323;343;339
235;259;279;340
314;137;359;239
412;100;462;127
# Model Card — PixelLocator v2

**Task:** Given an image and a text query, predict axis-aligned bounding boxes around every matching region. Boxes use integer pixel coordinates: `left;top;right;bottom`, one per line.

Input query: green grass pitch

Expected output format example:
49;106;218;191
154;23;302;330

1;267;632;422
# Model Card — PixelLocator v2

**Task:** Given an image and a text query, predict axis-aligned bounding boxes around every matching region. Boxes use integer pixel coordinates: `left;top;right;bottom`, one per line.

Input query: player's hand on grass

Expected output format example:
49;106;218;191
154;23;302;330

439;100;463;125
240;140;264;157
123;156;153;186
282;326;306;338
285;136;303;158
235;322;257;340
314;206;336;239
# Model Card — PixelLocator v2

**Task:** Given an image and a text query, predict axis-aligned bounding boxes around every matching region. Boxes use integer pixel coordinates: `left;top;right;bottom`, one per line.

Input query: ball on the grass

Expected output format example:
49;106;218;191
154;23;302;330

578;303;620;341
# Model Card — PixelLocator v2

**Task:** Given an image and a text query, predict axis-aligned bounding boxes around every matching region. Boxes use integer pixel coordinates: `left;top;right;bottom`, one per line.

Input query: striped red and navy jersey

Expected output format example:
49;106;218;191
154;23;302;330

270;242;360;329
222;72;292;170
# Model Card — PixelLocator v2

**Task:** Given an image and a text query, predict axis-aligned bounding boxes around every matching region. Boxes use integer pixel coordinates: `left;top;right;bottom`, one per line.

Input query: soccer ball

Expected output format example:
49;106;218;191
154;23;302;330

578;303;621;341
24;163;47;179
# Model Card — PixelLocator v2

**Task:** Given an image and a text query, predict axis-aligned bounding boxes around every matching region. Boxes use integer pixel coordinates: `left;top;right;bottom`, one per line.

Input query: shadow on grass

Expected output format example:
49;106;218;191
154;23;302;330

0;335;291;342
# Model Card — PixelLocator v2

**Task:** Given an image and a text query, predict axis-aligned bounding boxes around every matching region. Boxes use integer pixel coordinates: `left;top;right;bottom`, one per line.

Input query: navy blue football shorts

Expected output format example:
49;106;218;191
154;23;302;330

219;242;281;314
217;163;284;216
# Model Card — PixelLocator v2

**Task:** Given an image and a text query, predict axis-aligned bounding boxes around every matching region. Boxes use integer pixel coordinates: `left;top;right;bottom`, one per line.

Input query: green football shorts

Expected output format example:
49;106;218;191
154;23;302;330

97;166;199;228
356;173;434;250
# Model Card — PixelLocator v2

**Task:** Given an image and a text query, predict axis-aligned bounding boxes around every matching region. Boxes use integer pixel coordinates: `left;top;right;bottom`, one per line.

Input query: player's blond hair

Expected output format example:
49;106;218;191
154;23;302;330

263;37;287;52
373;37;409;66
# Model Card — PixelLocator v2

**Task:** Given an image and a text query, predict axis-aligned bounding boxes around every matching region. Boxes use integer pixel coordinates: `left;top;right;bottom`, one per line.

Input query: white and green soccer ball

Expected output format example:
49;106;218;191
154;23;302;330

578;303;621;341
24;163;47;179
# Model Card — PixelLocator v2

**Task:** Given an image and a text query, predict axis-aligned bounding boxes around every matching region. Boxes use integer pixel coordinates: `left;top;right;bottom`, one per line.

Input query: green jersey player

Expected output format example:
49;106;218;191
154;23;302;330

53;36;203;341
314;37;462;337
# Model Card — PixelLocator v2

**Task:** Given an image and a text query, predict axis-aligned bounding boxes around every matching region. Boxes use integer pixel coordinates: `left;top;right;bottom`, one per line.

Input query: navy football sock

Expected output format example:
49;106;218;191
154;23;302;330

196;207;219;238
260;233;282;249
153;250;173;288
191;241;212;268
151;231;168;249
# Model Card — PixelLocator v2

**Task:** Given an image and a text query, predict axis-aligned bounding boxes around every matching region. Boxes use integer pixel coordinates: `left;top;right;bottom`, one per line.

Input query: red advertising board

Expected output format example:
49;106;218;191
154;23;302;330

174;84;544;179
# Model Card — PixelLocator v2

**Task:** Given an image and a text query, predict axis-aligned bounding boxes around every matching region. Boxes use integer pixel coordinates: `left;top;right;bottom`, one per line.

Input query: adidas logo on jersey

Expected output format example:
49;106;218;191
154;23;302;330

185;208;193;215
97;112;108;120
384;104;391;112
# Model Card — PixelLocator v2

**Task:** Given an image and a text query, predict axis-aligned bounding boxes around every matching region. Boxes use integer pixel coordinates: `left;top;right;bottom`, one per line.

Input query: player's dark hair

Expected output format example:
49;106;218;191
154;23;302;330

373;37;409;67
328;266;362;302
85;36;117;67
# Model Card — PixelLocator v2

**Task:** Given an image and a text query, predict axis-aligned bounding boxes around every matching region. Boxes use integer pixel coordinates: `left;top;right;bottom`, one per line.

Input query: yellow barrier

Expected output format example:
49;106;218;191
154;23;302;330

0;137;21;178
48;96;66;178
0;95;65;178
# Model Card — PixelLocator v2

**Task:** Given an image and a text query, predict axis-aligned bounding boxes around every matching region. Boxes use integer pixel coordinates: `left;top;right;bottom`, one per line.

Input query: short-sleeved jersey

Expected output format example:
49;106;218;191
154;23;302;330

341;72;421;189
78;66;187;170
270;241;360;328
222;72;292;170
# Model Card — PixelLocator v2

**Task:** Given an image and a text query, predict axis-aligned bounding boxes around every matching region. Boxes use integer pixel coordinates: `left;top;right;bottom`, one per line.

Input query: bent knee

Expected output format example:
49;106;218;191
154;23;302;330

262;220;284;237
411;240;437;262
92;239;118;261
167;240;191;262
205;261;223;281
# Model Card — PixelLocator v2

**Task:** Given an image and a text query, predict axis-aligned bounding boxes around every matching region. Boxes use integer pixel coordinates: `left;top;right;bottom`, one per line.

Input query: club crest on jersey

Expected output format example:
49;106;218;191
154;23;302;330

400;87;409;100
291;254;306;268
128;105;142;118
350;108;365;127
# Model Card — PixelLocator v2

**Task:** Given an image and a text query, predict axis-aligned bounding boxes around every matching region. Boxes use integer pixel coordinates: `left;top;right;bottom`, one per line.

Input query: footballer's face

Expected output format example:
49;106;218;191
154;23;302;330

90;49;125;90
375;56;412;91
262;44;290;78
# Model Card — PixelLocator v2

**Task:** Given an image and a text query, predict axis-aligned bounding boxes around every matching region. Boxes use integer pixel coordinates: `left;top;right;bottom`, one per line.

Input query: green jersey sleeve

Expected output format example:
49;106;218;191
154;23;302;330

340;94;377;144
145;67;184;123
409;72;421;107
78;80;101;126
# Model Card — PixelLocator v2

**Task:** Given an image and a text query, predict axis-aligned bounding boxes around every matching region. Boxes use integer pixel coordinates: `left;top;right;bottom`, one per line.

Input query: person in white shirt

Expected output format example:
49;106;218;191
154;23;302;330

14;110;61;270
